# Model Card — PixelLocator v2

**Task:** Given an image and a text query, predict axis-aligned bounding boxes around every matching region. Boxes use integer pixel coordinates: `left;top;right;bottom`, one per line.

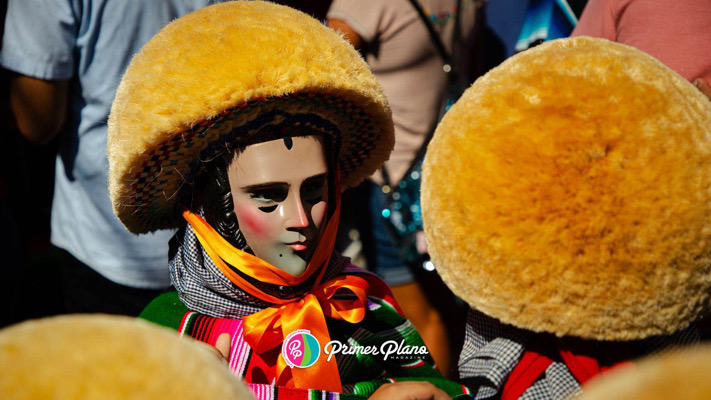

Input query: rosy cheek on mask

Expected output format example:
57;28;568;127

233;203;272;240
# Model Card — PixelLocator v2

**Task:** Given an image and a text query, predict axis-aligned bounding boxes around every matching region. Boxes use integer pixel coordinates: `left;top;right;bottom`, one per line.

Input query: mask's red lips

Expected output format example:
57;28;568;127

286;242;308;251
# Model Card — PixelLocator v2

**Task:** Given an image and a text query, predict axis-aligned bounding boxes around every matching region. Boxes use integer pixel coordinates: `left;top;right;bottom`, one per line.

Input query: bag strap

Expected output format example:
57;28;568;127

382;0;462;188
407;0;455;67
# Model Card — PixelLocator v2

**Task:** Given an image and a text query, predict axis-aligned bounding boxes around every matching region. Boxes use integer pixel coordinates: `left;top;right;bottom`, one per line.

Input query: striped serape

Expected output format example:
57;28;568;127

141;268;472;400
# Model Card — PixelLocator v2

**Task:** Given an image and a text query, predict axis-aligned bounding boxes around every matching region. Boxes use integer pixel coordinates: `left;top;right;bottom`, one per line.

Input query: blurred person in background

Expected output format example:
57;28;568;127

572;0;711;101
0;0;226;316
327;0;485;378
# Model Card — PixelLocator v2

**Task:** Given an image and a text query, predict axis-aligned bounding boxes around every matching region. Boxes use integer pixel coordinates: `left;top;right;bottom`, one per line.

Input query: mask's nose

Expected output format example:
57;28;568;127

281;192;310;230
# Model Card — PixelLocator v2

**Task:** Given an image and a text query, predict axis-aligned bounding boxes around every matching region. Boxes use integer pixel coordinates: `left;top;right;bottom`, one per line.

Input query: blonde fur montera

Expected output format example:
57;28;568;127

421;36;711;340
0;315;254;399
108;1;393;233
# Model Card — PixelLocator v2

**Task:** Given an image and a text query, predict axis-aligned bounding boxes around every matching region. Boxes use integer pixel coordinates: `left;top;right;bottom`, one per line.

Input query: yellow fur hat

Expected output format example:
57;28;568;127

421;36;711;340
0;315;254;399
108;1;393;233
581;345;711;400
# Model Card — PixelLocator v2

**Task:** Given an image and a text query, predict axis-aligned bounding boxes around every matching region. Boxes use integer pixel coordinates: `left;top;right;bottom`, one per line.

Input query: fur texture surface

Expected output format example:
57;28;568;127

108;1;393;233
422;37;711;340
0;315;253;399
581;344;711;400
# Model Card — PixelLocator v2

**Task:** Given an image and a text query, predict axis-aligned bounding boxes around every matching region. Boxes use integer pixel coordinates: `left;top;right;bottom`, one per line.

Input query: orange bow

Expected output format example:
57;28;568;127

242;275;370;391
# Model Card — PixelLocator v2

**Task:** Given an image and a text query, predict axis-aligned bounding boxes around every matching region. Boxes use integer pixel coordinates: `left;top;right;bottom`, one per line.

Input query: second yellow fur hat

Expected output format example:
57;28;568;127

422;36;711;341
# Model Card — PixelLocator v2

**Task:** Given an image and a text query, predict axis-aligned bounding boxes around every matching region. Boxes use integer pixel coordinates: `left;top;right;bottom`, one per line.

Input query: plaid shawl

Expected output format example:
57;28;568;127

170;221;347;318
459;309;700;400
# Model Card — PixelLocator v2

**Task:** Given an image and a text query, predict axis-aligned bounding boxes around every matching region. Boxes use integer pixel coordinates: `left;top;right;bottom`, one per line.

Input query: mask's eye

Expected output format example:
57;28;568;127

258;204;278;213
301;174;327;205
248;186;288;213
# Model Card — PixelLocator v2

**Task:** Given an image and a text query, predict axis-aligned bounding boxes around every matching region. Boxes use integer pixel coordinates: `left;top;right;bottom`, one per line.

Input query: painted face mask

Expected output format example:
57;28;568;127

227;136;329;276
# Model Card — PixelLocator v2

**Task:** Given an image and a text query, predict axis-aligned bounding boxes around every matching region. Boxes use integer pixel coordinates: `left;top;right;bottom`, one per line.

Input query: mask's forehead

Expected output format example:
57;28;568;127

230;136;328;186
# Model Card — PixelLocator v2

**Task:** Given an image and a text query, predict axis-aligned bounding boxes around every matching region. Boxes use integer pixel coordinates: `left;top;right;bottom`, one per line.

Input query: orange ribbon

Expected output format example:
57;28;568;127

183;203;339;304
242;275;370;391
182;170;370;392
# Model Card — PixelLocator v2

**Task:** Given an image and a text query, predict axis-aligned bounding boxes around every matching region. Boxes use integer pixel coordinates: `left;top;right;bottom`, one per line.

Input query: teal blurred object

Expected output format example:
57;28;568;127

515;0;578;52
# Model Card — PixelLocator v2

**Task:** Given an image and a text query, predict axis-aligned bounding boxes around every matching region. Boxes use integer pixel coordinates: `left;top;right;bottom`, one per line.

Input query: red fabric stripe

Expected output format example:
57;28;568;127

501;350;554;400
559;350;599;384
204;317;218;344
503;336;636;398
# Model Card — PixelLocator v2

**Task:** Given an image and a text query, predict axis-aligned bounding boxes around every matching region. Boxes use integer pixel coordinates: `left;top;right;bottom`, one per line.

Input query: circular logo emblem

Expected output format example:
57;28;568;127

282;329;320;368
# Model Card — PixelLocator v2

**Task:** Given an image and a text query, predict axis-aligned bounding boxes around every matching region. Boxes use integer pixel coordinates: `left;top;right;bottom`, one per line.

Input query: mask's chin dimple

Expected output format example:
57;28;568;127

263;248;308;276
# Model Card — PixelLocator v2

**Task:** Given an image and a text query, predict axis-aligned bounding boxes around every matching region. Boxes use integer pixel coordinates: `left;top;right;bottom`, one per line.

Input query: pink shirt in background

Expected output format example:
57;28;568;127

572;0;711;85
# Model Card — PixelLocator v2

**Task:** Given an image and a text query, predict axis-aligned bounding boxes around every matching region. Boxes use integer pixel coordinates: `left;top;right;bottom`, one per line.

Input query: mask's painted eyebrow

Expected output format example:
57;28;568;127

241;173;327;191
240;182;288;192
303;173;328;185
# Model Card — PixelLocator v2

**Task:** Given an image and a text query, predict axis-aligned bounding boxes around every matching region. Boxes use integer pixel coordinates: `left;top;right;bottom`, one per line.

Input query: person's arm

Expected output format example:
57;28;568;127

327;18;364;53
2;0;77;144
9;74;68;144
694;78;711;102
571;0;616;40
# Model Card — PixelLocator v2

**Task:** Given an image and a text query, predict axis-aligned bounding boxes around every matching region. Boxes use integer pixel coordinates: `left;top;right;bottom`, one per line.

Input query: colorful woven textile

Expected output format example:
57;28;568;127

141;269;472;400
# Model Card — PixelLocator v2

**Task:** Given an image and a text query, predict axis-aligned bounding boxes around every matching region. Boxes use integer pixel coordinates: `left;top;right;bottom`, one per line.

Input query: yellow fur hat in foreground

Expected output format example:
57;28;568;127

108;1;393;233
0;315;254;399
581;345;711;400
422;36;711;340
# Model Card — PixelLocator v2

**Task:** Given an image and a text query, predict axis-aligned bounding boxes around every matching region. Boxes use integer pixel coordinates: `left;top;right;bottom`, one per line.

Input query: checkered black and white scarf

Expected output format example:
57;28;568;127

169;221;348;319
459;309;700;400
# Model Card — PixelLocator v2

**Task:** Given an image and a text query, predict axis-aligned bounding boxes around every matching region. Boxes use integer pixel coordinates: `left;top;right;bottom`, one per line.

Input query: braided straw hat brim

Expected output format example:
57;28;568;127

581;344;711;400
109;1;393;233
422;37;711;340
0;315;253;399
